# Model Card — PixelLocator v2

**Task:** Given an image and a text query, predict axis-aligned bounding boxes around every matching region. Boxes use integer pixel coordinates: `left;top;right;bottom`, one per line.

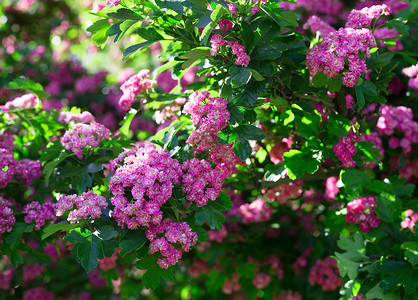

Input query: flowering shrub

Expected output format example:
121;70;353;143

0;0;417;299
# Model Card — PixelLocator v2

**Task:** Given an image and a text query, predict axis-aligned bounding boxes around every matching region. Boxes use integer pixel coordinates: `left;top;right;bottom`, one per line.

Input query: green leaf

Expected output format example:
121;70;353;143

238;262;255;279
43;151;71;186
86;163;103;174
195;206;225;230
264;161;286;182
77;235;104;273
5;223;34;251
328;76;342;93
312;72;328;88
402;242;418;266
355;85;365;108
195;195;230;230
240;21;255;52
334;234;368;280
375;193;401;223
64;228;91;244
235;125;265;141
119;108;138;136
340;169;370;196
119;230;148;256
283;149;322;180
366;282;398;300
200;4;226;45
135;256;174;289
108;8;143;20
193;227;209;243
250;69;264;81
228;66;251;87
181;47;211;68
234;136;252;161
252;41;287;61
95;225;118;240
103;239;118;258
86;19;110;33
379;261;418;294
42;223;79;240
386;18;409;36
123;41;153;60
276;11;298;28
8;76;49;98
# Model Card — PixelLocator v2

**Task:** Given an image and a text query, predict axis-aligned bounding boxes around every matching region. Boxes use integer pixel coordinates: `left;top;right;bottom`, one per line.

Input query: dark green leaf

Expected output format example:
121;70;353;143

5;223;34;251
119;230;148;256
375;193;401;223
95;225;118;240
42;223;79;240
340;169;370;196
228;66;251;87
402;242;418;265
77;235;104;273
108;8;143;20
283;149;322;180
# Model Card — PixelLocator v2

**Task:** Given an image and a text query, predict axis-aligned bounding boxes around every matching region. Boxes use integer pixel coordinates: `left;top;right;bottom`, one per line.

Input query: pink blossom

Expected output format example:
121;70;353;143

309;257;342;291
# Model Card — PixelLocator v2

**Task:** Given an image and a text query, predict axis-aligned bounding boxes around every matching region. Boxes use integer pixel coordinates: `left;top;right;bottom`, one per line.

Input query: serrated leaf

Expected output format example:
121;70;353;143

119;230;148;256
77;235;104;273
283;149;321;180
42;223;79;240
95;225;118;240
401;242;418;265
340;169;370;196
5;223;34;251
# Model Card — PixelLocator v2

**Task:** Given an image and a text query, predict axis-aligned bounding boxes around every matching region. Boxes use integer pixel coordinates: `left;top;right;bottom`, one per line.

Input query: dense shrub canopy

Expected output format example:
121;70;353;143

0;0;417;299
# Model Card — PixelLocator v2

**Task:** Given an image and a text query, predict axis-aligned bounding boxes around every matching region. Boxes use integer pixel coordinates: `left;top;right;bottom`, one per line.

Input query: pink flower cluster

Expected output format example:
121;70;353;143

263;180;303;204
239;198;273;223
0;196;15;235
183;91;239;175
269;137;293;164
293;248;313;276
23;201;57;230
0;149;17;188
119;69;155;111
351;294;364;300
279;0;343;17
56;190;108;223
401;209;418;232
98;248;120;271
109;144;182;230
303;15;336;37
61;123;111;159
107;0;120;6
146;220;198;269
58;111;95;124
346;5;392;29
23;263;45;282
15;159;42;186
346;196;380;233
374;28;403;51
361;132;384;169
0;149;42;188
308;257;342;291
154;98;186;124
333;132;359;168
306;28;375;87
209;34;250;67
376;105;418;154
23;287;54;300
253;273;271;289
0;131;15;150
402;64;418;90
218;19;233;31
181;159;225;206
325;177;339;201
275;290;302;300
1;93;39;112
222;273;241;295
